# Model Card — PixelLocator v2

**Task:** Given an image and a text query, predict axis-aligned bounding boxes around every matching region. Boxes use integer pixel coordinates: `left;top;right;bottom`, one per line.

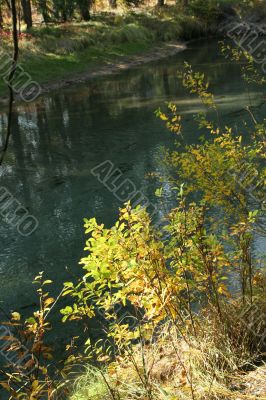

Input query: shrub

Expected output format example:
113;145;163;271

63;58;266;400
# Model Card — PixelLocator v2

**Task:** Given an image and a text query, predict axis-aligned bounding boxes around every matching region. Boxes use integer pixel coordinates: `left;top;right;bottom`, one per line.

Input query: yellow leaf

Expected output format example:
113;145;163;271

11;312;21;321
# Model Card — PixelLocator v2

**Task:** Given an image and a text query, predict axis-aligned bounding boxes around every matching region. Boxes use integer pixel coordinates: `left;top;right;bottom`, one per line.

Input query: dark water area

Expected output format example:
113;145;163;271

0;39;265;350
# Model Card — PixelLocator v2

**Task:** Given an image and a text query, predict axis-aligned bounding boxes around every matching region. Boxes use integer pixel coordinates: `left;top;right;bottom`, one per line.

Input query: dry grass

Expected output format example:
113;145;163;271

69;301;266;400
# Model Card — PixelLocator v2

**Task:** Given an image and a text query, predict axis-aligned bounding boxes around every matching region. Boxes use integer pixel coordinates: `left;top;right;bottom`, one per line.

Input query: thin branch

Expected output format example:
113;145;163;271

0;0;19;166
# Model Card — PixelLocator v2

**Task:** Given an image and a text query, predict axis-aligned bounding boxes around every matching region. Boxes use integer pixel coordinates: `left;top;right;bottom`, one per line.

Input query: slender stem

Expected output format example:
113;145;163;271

0;0;19;166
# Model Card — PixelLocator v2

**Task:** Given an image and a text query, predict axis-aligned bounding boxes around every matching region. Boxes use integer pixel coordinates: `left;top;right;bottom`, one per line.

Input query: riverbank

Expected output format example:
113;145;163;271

0;41;187;104
1;2;266;103
2;1;266;104
37;42;187;96
0;7;219;103
71;333;266;400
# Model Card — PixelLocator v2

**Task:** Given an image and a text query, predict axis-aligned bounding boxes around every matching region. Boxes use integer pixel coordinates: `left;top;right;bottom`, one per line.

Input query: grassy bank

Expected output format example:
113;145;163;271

0;2;240;99
70;311;266;400
1;1;266;99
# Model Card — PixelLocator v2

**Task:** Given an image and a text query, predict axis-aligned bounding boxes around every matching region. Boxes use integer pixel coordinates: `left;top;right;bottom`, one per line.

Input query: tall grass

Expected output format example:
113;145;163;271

70;303;266;400
26;12;206;57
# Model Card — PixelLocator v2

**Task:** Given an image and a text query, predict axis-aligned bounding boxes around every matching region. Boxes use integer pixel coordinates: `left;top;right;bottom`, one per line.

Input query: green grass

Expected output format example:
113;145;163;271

0;8;209;98
0;37;152;98
21;41;151;83
70;366;109;400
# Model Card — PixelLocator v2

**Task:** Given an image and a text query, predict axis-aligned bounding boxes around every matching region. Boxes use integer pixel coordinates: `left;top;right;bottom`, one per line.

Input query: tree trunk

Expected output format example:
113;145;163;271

79;0;91;21
61;9;67;22
21;0;32;30
182;0;189;7
157;0;164;6
39;0;50;23
109;0;117;9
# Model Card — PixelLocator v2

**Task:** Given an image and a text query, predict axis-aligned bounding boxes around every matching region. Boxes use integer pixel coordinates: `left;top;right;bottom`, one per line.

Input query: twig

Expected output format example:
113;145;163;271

0;0;19;166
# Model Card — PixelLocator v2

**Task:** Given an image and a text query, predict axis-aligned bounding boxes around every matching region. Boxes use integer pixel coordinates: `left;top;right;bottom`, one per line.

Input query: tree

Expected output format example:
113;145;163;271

77;0;91;21
109;0;117;9
157;0;164;6
52;0;75;22
38;0;50;23
21;0;32;30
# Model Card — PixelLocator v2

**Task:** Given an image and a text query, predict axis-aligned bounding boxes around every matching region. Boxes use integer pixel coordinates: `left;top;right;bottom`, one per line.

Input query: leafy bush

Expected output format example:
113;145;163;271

62;58;266;400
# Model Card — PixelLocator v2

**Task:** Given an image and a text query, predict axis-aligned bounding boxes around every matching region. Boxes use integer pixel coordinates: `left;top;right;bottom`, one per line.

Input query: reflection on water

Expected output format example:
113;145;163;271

0;40;265;326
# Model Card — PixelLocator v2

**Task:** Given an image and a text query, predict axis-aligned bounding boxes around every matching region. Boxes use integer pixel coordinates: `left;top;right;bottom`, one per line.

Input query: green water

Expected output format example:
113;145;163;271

0;40;265;347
